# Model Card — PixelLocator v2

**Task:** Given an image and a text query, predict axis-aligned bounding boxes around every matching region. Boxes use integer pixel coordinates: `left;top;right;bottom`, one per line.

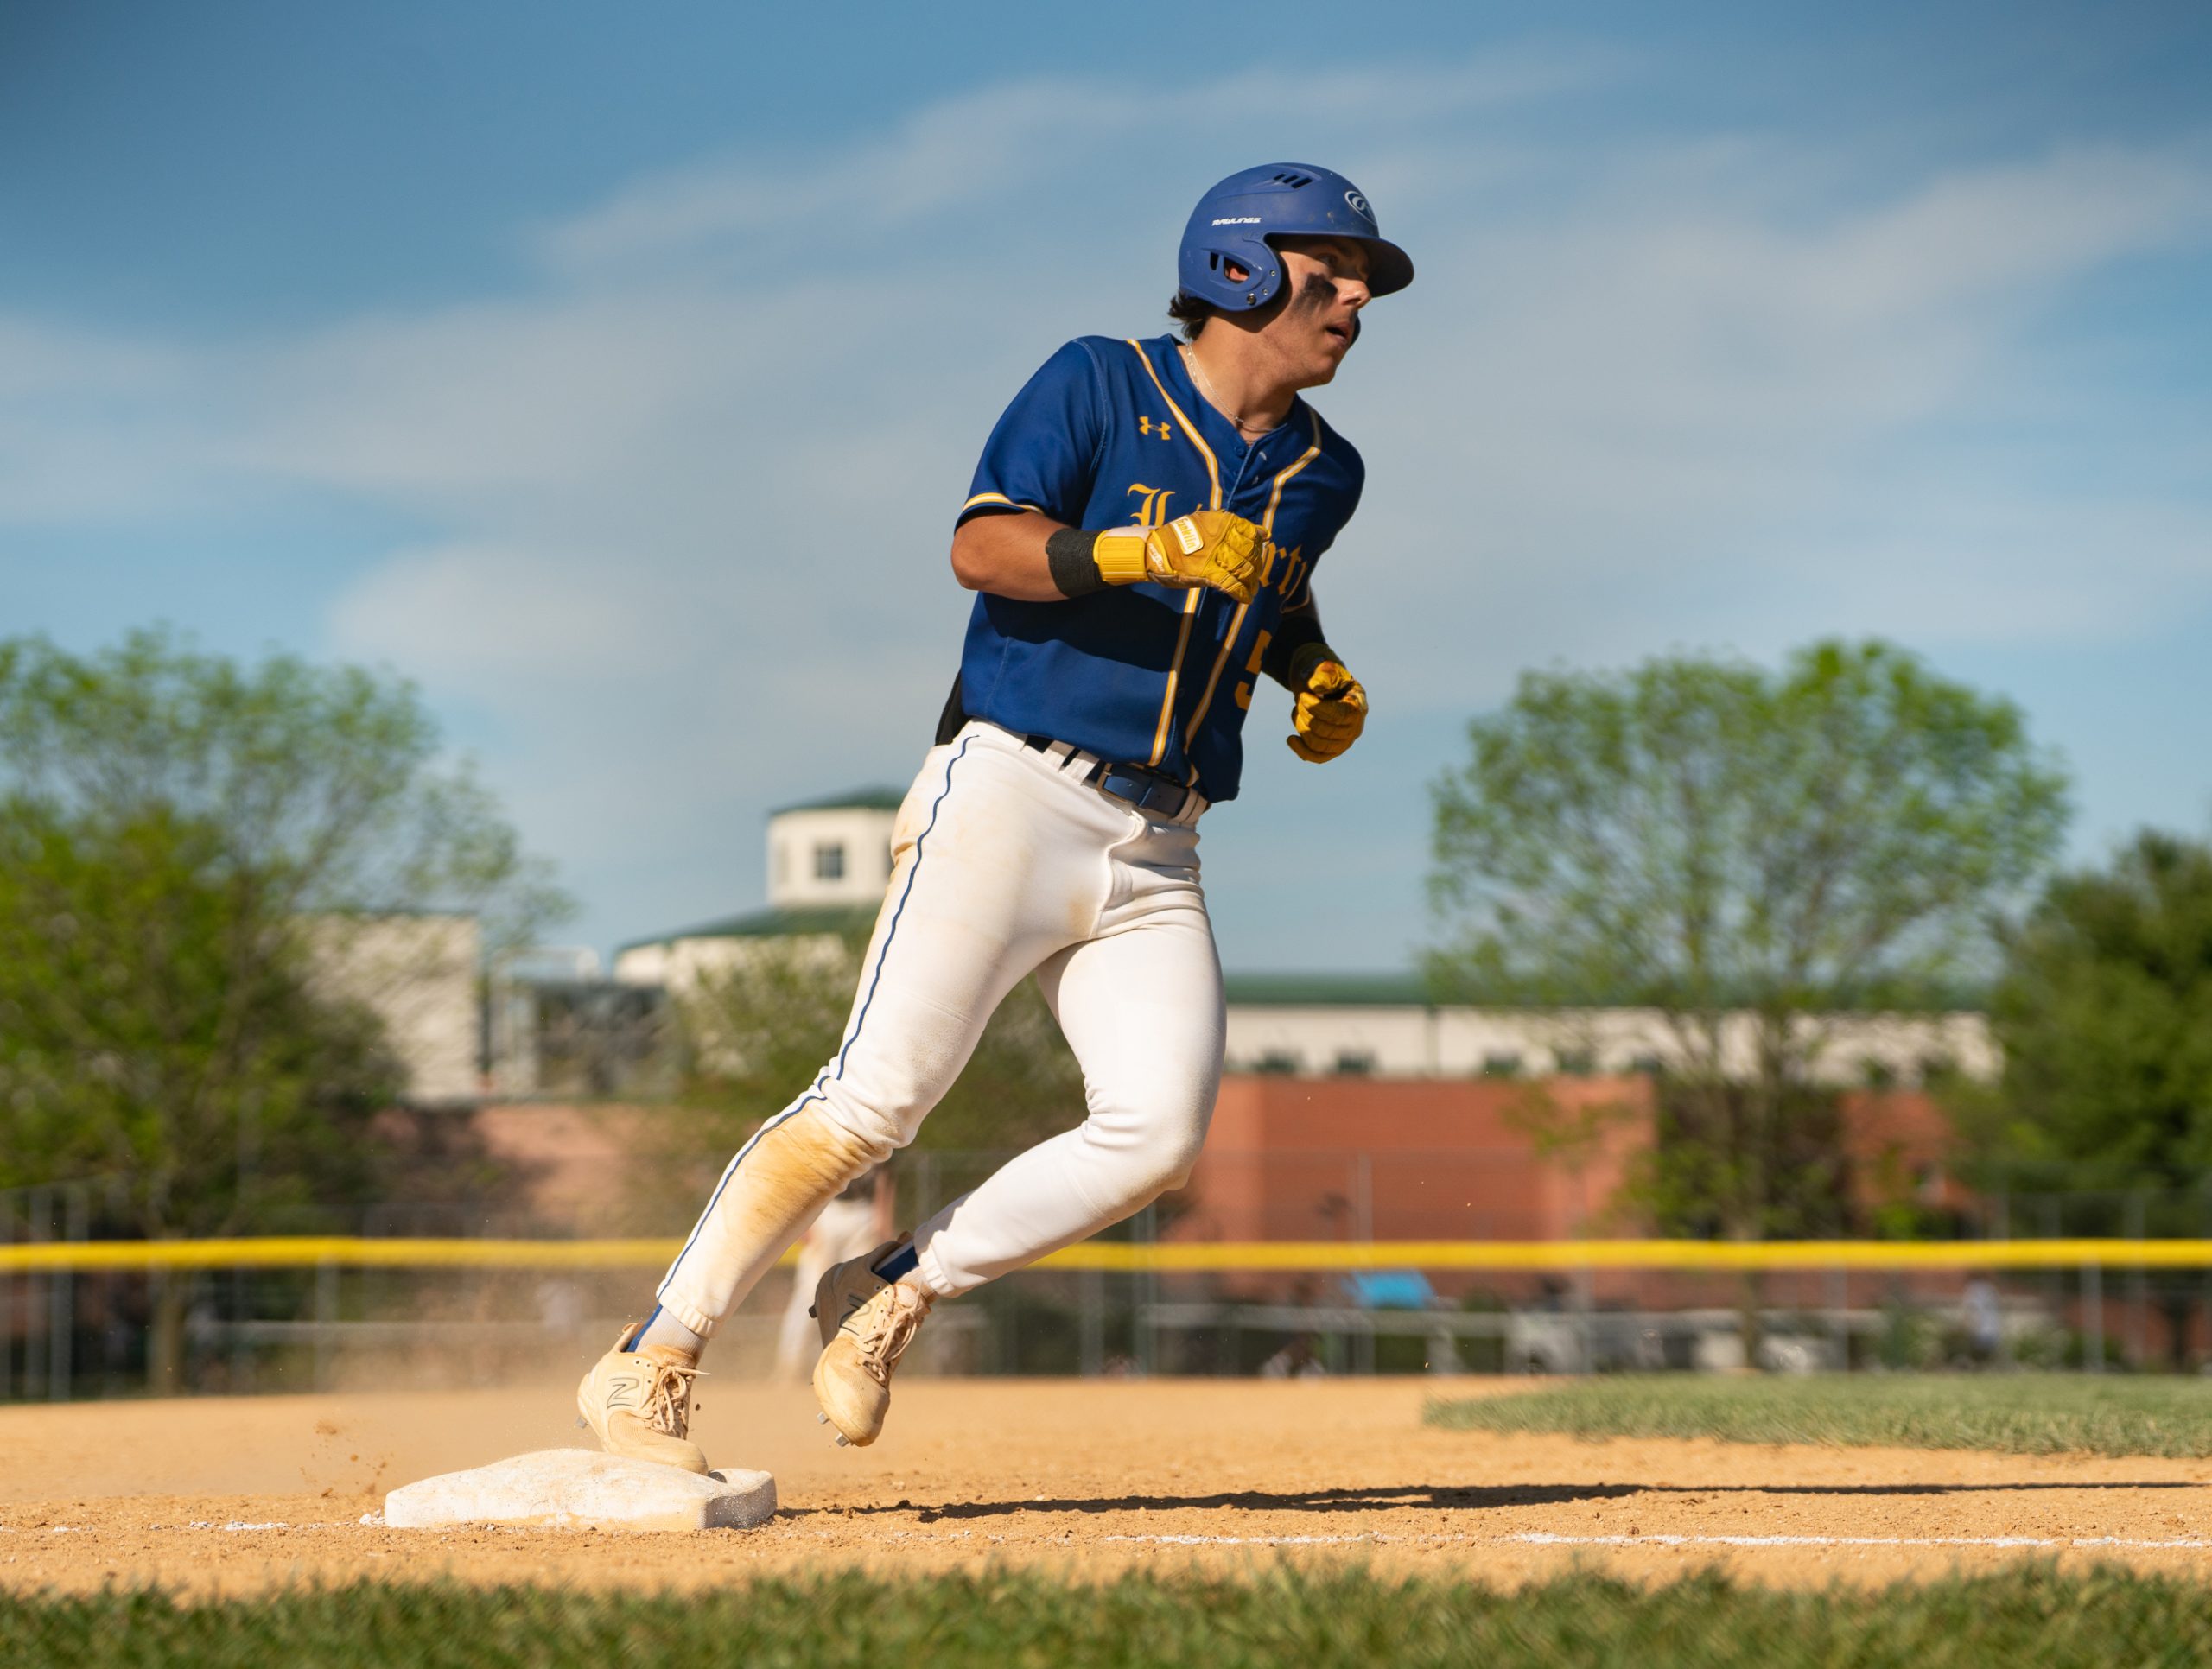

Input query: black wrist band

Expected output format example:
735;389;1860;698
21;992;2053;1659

1262;608;1329;687
1046;527;1107;597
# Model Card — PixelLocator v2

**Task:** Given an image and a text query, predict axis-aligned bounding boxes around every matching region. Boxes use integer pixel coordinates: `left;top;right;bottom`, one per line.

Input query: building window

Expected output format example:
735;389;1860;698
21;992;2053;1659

814;842;846;881
1332;1050;1375;1076
1629;1053;1663;1077
1479;1052;1523;1079
1554;1048;1597;1077
1254;1050;1300;1076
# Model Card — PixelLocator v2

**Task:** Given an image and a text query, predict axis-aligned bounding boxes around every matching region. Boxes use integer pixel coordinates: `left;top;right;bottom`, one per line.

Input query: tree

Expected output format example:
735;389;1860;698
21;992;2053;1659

0;629;568;1384
0;798;399;1203
1428;638;2068;1242
1979;830;2212;1192
1968;830;2212;1367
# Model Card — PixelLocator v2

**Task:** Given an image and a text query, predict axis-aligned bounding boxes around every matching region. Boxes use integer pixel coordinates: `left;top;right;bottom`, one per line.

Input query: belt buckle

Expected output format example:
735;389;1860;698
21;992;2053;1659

1097;765;1141;812
1100;765;1186;820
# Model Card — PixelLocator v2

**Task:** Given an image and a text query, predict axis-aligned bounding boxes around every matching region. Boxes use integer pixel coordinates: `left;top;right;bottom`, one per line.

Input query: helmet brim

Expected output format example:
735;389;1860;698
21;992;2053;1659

1265;231;1413;300
1358;237;1414;299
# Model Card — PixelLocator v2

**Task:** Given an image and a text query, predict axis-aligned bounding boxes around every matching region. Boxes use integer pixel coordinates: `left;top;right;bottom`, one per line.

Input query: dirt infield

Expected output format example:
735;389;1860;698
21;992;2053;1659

3;1377;2211;1596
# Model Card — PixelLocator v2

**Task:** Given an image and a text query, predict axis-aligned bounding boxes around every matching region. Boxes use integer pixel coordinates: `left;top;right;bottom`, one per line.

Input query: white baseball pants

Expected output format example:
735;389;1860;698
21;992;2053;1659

652;720;1224;1336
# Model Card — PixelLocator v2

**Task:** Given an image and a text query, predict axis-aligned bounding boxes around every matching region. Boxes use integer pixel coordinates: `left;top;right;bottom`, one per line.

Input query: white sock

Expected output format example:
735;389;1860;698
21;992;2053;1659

632;1304;705;1360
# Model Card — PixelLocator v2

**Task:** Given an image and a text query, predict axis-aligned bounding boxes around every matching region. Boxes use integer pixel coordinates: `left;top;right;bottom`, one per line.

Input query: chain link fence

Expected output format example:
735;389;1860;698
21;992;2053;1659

8;1167;2212;1400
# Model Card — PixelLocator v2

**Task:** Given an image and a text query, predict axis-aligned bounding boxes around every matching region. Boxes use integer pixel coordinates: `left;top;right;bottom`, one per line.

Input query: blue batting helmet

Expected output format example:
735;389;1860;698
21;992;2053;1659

1176;162;1414;313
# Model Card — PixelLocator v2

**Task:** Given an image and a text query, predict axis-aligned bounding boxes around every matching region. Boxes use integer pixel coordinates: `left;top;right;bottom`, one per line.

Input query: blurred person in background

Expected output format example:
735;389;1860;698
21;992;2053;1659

771;1168;896;1381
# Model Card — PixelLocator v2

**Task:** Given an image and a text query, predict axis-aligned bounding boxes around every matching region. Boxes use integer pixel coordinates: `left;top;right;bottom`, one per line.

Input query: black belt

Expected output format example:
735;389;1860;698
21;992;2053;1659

1021;733;1196;819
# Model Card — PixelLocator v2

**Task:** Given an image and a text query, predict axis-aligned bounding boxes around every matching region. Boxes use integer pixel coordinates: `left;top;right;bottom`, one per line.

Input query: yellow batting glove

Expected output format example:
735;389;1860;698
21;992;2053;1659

1093;511;1262;603
1286;643;1367;763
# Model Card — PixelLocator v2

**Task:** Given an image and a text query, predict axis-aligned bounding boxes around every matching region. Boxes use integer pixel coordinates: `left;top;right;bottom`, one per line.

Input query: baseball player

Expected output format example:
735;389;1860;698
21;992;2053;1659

579;162;1411;1469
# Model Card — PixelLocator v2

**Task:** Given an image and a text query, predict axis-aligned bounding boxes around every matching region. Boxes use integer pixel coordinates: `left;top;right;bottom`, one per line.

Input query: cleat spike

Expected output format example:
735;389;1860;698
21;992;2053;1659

817;1412;829;1424
835;1435;849;1448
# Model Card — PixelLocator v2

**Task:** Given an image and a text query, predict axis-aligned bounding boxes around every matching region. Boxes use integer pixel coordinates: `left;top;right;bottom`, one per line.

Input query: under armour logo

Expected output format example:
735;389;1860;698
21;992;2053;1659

1137;416;1173;440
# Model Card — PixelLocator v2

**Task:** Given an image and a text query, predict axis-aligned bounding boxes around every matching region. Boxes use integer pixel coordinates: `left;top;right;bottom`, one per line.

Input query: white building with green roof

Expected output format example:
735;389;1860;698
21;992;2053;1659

612;787;901;992
1217;974;1994;1087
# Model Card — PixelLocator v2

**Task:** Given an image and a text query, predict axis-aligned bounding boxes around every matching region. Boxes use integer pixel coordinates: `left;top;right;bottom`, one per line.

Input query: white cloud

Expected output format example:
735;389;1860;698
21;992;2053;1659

537;47;1630;281
0;319;219;523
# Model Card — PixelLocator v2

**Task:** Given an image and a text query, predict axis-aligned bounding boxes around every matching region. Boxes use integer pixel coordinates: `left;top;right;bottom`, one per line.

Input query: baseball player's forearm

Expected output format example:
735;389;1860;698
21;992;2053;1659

1261;600;1330;689
950;511;1072;602
953;509;1263;604
1266;598;1368;763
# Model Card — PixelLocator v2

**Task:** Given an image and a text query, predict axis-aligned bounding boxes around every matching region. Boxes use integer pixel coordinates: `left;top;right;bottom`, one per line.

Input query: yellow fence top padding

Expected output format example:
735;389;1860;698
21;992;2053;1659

3;1236;2211;1274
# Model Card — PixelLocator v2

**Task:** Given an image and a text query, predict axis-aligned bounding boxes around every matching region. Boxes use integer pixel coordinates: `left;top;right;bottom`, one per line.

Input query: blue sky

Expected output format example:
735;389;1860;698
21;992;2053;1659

3;2;2209;972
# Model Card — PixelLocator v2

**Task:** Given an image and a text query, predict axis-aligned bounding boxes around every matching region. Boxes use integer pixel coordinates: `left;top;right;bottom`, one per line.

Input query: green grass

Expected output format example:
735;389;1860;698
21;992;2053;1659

10;1569;2212;1668
1427;1372;2212;1457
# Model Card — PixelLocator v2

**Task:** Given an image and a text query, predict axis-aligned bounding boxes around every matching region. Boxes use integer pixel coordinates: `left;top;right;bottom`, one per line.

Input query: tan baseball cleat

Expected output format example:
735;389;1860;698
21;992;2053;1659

575;1322;709;1475
810;1241;933;1448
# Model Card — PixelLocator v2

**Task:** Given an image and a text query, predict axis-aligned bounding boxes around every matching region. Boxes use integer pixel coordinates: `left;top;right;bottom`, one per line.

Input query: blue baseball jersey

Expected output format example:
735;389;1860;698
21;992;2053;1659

951;333;1364;804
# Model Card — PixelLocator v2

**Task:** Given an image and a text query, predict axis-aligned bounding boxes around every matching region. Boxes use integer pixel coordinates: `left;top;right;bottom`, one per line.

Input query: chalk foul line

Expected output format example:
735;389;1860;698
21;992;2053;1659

1510;1532;2212;1551
15;1521;2208;1553
1103;1531;2212;1552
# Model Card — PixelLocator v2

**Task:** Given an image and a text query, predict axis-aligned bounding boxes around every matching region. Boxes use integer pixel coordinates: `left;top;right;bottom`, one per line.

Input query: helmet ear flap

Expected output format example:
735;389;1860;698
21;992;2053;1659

1241;238;1284;310
1181;236;1283;313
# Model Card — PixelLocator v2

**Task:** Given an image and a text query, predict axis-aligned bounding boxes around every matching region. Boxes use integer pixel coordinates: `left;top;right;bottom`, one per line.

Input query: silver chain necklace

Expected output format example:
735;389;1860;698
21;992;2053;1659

1180;345;1275;440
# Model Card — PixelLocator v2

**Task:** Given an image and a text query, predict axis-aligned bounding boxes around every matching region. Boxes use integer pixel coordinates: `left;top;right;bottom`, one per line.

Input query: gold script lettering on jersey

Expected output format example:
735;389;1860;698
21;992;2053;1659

1126;484;1176;529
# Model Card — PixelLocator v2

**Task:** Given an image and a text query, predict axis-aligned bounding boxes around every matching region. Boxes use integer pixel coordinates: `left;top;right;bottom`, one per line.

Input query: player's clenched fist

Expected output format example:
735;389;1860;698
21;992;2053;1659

1096;511;1263;602
1285;643;1367;763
